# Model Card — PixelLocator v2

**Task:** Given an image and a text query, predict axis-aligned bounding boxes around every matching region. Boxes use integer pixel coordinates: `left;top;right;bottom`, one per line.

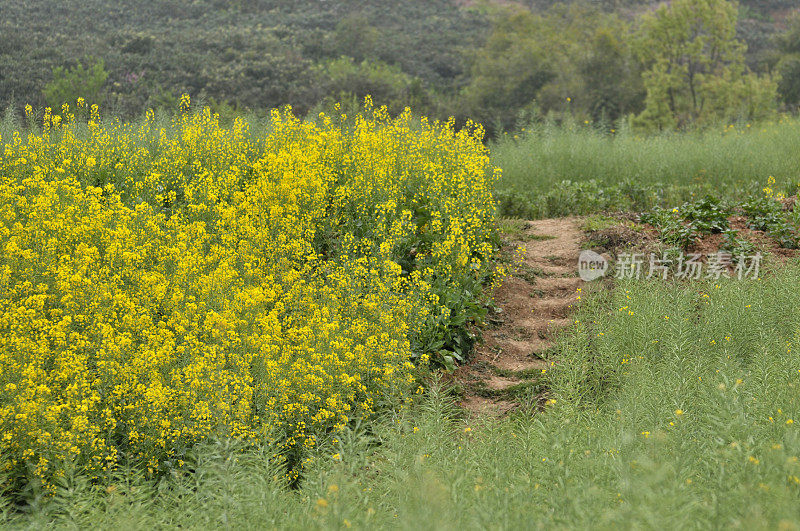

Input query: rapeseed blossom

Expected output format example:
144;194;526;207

0;98;499;491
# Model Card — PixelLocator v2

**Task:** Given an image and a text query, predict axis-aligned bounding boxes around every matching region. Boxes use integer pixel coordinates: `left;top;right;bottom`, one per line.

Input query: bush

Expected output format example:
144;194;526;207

43;59;109;111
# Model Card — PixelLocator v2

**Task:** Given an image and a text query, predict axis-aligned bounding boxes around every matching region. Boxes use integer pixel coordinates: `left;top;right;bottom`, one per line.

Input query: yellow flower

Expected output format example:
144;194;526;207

0;97;498;489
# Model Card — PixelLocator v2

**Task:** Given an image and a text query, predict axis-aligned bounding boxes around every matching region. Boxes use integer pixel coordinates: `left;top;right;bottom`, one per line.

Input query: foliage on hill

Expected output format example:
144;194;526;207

0;0;486;118
461;4;644;132
0;0;799;132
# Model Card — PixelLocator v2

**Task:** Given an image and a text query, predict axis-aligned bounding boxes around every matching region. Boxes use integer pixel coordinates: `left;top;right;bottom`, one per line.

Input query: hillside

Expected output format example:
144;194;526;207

0;0;486;115
0;0;797;122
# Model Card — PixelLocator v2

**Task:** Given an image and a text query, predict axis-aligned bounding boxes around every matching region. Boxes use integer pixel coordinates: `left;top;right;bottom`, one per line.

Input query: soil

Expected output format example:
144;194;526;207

688;216;798;264
453;217;585;416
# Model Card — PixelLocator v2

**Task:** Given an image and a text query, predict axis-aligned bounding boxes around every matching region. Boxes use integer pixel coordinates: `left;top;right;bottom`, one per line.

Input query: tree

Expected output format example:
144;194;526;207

578;23;644;124
461;4;644;135
334;14;380;64
775;11;800;110
632;0;777;130
528;4;646;127
323;57;421;116
461;9;555;134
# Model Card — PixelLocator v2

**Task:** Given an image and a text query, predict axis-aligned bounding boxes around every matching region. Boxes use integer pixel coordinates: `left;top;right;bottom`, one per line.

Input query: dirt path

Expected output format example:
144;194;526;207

455;217;584;415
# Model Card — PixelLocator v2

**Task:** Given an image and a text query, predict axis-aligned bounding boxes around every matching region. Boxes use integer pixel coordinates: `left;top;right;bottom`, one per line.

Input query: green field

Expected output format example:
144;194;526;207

7;267;800;528
492;118;800;218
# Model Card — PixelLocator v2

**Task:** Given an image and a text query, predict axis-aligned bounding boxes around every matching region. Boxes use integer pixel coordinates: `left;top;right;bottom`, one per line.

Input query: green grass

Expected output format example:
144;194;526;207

9;262;800;529
497;218;556;242
492;119;800;218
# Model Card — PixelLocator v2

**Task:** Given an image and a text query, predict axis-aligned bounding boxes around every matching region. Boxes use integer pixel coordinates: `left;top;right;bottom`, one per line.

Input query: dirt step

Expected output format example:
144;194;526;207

457;217;584;416
533;276;583;294
483;374;523;391
494;277;555;316
526;218;582;241
461;396;516;416
515;317;574;337
484;337;551;373
541;254;576;268
525;263;574;277
492;356;548;374
488;337;553;356
531;296;578;318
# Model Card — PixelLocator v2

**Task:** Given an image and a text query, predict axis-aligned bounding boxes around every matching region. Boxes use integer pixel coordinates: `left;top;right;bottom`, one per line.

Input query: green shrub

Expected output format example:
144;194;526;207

43;59;108;110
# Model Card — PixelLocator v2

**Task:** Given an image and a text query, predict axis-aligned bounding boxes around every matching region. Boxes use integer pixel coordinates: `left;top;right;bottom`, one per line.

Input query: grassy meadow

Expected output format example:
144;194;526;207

3;103;800;528
492;118;800;218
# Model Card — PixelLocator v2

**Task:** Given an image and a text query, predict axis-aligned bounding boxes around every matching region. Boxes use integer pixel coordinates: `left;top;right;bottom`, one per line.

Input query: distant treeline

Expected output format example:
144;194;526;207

1;0;799;134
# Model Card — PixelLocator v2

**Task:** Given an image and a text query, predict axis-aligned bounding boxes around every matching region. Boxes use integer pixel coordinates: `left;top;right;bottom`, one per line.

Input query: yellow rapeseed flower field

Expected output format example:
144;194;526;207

0;97;499;491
